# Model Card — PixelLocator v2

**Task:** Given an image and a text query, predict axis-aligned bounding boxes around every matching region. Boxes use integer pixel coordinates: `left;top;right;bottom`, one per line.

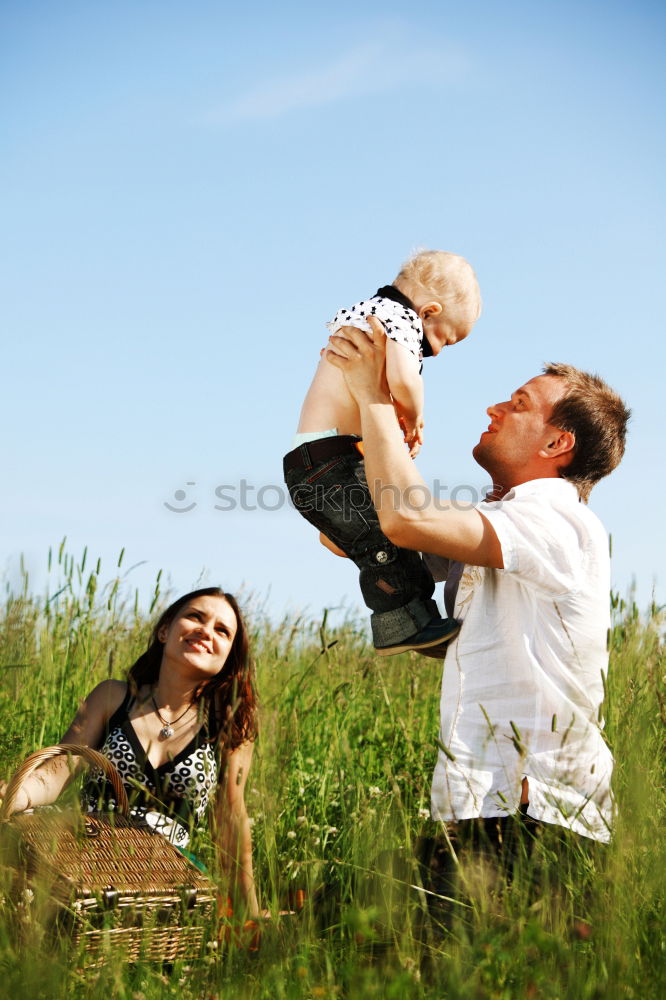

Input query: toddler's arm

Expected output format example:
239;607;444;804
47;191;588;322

385;339;424;458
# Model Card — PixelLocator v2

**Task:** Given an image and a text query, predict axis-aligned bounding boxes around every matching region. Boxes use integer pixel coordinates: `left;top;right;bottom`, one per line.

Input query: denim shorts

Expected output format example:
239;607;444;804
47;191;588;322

284;437;437;643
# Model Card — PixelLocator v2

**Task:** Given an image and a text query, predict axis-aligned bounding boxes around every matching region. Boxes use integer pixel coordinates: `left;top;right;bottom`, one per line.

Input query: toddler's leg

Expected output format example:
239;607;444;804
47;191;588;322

283;439;459;654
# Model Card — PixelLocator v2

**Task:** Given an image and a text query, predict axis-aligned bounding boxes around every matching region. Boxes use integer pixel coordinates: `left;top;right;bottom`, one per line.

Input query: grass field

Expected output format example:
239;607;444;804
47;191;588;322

0;544;664;999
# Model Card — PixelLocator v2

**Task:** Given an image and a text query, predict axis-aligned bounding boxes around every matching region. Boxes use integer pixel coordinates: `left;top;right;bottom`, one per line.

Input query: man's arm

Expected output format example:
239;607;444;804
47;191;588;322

326;320;504;569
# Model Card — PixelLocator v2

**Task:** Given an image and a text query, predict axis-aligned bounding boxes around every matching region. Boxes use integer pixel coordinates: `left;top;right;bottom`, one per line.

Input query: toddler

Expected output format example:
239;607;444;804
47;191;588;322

283;250;481;656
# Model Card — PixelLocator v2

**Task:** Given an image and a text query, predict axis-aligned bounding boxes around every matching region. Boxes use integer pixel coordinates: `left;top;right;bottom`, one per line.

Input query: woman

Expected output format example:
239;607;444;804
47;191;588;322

1;587;259;916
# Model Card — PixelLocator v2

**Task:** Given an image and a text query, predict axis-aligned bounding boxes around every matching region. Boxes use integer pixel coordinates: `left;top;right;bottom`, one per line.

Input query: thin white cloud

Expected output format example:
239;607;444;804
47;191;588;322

205;31;470;124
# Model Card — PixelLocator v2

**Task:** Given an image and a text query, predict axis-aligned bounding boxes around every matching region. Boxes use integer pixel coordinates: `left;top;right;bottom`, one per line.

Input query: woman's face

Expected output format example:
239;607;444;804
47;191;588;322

159;595;238;680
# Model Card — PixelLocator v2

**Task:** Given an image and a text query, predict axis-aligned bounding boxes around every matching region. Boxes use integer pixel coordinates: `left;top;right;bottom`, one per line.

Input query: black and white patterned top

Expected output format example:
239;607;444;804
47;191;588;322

82;688;218;848
327;290;424;362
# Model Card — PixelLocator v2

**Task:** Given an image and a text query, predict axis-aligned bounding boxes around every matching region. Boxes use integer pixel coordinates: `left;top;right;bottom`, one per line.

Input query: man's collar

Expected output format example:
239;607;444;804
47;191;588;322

486;478;580;503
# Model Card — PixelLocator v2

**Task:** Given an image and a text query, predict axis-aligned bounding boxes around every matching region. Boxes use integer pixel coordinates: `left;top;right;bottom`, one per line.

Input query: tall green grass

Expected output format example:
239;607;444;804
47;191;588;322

0;544;664;999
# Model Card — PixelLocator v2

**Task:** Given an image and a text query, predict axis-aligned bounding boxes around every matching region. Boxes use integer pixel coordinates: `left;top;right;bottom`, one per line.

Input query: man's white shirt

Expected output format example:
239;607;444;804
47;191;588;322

428;479;613;842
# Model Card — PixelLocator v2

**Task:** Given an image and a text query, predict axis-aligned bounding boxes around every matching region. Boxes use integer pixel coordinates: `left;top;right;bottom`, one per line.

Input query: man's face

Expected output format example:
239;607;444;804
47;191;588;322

473;375;566;485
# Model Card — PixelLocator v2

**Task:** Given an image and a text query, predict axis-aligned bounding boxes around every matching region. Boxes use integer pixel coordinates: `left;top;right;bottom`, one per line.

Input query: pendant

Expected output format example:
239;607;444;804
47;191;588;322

159;725;174;740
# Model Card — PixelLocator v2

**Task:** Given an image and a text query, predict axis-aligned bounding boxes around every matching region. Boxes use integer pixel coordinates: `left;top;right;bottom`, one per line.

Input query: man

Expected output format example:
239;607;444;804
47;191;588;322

326;318;630;849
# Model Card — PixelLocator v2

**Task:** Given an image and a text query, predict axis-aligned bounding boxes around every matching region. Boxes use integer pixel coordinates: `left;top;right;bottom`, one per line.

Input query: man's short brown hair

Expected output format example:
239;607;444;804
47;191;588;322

544;362;630;502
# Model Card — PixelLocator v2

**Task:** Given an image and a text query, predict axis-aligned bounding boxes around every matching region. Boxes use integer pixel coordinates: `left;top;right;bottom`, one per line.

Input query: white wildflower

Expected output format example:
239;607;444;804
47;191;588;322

287;830;297;839
368;786;382;798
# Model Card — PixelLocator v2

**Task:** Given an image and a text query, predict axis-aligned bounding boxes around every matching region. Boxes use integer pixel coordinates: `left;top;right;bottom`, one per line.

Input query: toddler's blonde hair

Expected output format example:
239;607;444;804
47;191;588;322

395;249;482;325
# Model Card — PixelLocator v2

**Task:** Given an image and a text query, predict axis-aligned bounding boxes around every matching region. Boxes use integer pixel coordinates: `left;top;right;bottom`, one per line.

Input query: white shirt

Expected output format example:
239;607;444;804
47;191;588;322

429;479;613;842
327;295;423;360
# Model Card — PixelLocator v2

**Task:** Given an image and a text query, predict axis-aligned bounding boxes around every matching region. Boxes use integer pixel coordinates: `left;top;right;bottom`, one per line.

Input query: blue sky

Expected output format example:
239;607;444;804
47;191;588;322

1;0;664;622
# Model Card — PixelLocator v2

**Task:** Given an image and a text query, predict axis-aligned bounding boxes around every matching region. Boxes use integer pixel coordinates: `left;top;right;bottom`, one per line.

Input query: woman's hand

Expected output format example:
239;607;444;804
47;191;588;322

0;779;30;817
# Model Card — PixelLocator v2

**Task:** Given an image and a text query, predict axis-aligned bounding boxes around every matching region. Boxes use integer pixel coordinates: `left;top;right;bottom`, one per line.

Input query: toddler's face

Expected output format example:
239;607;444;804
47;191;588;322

422;309;471;355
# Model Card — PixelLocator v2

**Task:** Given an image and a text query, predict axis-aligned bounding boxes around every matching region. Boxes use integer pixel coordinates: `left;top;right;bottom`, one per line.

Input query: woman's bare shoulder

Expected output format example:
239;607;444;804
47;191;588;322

60;680;129;747
84;679;128;716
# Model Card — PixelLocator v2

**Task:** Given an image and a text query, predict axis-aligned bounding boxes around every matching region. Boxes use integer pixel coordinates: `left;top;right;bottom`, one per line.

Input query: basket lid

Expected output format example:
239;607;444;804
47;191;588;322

10;809;215;897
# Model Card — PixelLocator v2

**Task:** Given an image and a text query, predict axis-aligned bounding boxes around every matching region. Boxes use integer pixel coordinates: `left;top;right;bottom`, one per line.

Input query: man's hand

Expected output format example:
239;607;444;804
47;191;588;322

325;317;391;405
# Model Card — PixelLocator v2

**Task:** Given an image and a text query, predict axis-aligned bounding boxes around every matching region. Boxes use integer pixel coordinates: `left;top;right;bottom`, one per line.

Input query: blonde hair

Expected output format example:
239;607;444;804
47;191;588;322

394;249;482;324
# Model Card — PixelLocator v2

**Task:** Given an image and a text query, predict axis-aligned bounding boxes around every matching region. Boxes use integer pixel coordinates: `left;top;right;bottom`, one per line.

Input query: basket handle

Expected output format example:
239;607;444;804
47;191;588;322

0;744;130;819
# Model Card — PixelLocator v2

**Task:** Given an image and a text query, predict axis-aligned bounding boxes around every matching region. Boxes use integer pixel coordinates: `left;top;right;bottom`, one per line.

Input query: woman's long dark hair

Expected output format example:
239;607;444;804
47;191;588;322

128;587;257;751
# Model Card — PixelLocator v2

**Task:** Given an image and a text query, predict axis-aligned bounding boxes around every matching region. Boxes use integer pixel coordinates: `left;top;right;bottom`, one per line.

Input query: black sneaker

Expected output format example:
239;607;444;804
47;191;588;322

374;618;460;657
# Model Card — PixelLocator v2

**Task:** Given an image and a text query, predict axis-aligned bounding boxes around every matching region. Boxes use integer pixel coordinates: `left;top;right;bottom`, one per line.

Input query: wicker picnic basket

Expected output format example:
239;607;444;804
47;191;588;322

0;745;218;965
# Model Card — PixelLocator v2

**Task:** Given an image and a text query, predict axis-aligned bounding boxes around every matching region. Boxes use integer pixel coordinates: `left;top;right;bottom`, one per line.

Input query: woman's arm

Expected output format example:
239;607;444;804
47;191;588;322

0;680;126;815
212;739;259;917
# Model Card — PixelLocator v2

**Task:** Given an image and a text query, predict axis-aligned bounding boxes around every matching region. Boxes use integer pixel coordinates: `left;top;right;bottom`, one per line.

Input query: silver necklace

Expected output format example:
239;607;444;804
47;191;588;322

151;695;192;740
